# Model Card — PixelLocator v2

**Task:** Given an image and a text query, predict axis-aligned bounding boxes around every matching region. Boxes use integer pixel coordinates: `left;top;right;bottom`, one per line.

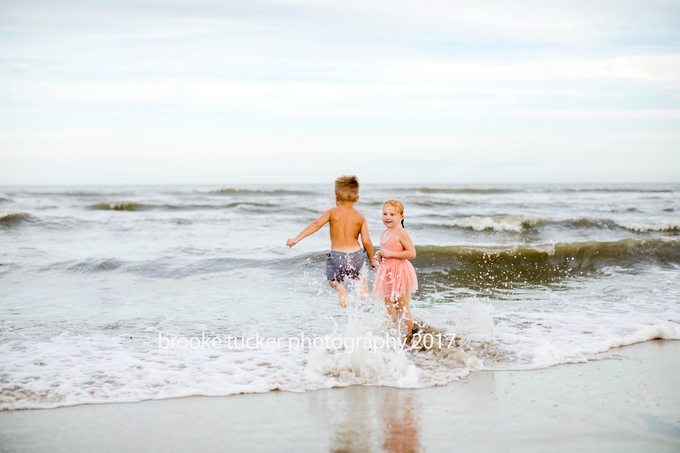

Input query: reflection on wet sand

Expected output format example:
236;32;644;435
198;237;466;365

308;386;422;453
380;390;421;453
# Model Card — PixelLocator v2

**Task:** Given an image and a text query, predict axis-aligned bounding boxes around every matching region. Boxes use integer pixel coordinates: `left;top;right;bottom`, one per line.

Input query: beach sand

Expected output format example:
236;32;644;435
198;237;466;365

1;340;678;453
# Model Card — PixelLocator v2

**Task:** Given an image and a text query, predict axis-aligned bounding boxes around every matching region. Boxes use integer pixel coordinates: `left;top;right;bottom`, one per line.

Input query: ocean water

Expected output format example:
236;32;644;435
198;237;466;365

1;184;679;410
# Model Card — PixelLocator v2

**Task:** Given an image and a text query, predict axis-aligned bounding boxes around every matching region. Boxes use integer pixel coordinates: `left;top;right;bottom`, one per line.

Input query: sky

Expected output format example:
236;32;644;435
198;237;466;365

1;0;679;185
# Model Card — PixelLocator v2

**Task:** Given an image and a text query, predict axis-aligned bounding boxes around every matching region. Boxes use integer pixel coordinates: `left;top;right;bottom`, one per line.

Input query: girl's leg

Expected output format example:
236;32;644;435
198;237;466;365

384;296;398;317
395;292;413;336
384;293;413;336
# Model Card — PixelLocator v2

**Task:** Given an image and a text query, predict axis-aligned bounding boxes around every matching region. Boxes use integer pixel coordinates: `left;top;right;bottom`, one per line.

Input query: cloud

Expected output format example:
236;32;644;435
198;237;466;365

0;128;115;141
502;109;680;119
0;63;30;74
384;55;680;83
1;53;667;119
259;0;680;44
0;0;678;183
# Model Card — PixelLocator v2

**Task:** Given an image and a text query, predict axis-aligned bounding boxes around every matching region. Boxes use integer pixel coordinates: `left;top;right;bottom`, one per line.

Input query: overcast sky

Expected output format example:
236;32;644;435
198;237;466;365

1;0;679;185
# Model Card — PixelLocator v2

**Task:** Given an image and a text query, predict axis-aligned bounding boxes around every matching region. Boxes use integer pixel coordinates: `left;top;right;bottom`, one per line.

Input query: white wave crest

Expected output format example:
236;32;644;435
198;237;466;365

448;215;542;232
616;221;680;232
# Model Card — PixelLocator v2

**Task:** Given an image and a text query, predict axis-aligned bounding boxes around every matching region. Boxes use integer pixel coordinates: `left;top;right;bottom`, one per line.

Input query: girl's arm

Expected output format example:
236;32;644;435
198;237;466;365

286;210;331;247
379;229;416;260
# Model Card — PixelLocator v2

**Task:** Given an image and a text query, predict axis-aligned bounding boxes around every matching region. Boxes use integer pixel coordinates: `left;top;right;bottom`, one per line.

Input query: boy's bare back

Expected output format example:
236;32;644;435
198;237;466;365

285;174;377;269
285;175;377;307
328;203;366;252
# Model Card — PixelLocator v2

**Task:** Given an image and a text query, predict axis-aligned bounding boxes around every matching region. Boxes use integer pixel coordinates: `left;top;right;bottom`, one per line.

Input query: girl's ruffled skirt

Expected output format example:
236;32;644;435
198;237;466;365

372;259;418;301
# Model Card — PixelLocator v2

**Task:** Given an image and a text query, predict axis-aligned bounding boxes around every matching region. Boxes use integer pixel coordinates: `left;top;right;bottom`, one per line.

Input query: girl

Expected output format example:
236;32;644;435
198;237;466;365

373;199;418;337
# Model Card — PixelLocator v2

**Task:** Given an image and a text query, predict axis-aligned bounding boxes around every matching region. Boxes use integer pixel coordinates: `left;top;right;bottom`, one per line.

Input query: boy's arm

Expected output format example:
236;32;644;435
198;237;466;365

360;219;378;268
286;210;331;247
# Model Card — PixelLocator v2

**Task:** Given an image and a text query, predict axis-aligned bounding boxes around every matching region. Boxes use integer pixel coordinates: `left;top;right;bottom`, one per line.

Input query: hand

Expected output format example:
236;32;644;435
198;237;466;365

378;249;393;259
370;258;378;269
286;238;297;247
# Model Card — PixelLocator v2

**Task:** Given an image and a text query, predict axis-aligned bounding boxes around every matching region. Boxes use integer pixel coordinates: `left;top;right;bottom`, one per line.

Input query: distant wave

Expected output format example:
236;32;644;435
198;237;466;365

224;202;279;209
413;188;513;194
413;238;680;289
416;216;552;232
416;216;680;233
433;215;544;232
357;200;386;206
31;251;321;279
205;188;316;196
0;262;18;277
89;202;151;211
0;212;34;226
616;221;680;232
410;187;677;195
33;255;257;278
67;258;124;273
22;190;131;197
189;201;279;210
65;191;112;197
0;197;11;203
564;187;678;194
88;201;279;211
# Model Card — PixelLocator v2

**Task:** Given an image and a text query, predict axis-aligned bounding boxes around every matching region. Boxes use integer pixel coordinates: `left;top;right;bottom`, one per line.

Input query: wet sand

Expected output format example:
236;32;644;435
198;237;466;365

1;340;678;453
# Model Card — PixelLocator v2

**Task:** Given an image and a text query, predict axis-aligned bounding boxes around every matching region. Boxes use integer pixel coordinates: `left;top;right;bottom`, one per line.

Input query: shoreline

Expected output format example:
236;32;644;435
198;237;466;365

1;339;679;452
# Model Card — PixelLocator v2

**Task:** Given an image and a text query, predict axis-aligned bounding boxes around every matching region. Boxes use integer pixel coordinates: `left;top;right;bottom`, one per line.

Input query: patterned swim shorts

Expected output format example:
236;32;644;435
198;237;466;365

325;249;367;282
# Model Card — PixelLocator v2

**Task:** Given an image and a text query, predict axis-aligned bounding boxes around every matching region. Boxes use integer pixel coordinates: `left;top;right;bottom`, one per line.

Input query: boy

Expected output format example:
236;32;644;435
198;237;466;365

286;175;378;307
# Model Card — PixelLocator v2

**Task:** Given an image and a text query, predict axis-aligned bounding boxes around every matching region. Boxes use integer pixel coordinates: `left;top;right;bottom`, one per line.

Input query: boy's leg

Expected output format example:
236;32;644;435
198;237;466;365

344;274;368;300
357;257;369;300
359;275;369;300
344;263;368;300
334;252;368;305
326;252;348;308
342;253;368;301
328;280;348;308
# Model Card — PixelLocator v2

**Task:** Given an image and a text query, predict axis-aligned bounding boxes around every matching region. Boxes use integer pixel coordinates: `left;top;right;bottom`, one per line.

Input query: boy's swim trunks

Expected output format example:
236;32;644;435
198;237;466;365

326;249;366;282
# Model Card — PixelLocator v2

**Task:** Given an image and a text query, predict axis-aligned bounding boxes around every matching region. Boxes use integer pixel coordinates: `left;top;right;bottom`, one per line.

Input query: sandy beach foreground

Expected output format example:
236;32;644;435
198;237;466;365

1;340;678;453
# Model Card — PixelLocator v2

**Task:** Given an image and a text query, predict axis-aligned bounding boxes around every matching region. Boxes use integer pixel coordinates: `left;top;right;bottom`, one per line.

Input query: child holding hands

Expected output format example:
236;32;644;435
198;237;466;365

286;175;378;307
373;199;418;337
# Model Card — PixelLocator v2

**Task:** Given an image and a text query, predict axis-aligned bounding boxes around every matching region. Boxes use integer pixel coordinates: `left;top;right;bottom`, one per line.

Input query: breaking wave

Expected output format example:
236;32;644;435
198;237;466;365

435;215;544;232
0;212;34;227
413;238;680;290
89;202;150;211
88;201;279;211
417;216;680;233
412;188;514;194
616;221;680;232
205;188;315;196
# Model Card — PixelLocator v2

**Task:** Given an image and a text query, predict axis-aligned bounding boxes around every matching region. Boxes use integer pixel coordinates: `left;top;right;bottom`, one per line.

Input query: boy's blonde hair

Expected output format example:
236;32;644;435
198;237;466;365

335;175;360;202
383;199;404;216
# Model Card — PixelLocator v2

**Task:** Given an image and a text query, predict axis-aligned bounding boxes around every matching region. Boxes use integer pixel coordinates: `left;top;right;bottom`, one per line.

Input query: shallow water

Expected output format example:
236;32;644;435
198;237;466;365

1;184;679;409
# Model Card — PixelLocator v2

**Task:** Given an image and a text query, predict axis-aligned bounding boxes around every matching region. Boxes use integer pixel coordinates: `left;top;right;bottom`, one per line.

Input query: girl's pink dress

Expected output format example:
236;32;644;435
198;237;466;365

373;227;418;300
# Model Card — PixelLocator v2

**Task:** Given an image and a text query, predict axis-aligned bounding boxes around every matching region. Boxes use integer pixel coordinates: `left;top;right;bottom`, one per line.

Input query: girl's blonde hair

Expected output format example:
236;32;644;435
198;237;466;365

383;199;404;215
383;199;405;227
